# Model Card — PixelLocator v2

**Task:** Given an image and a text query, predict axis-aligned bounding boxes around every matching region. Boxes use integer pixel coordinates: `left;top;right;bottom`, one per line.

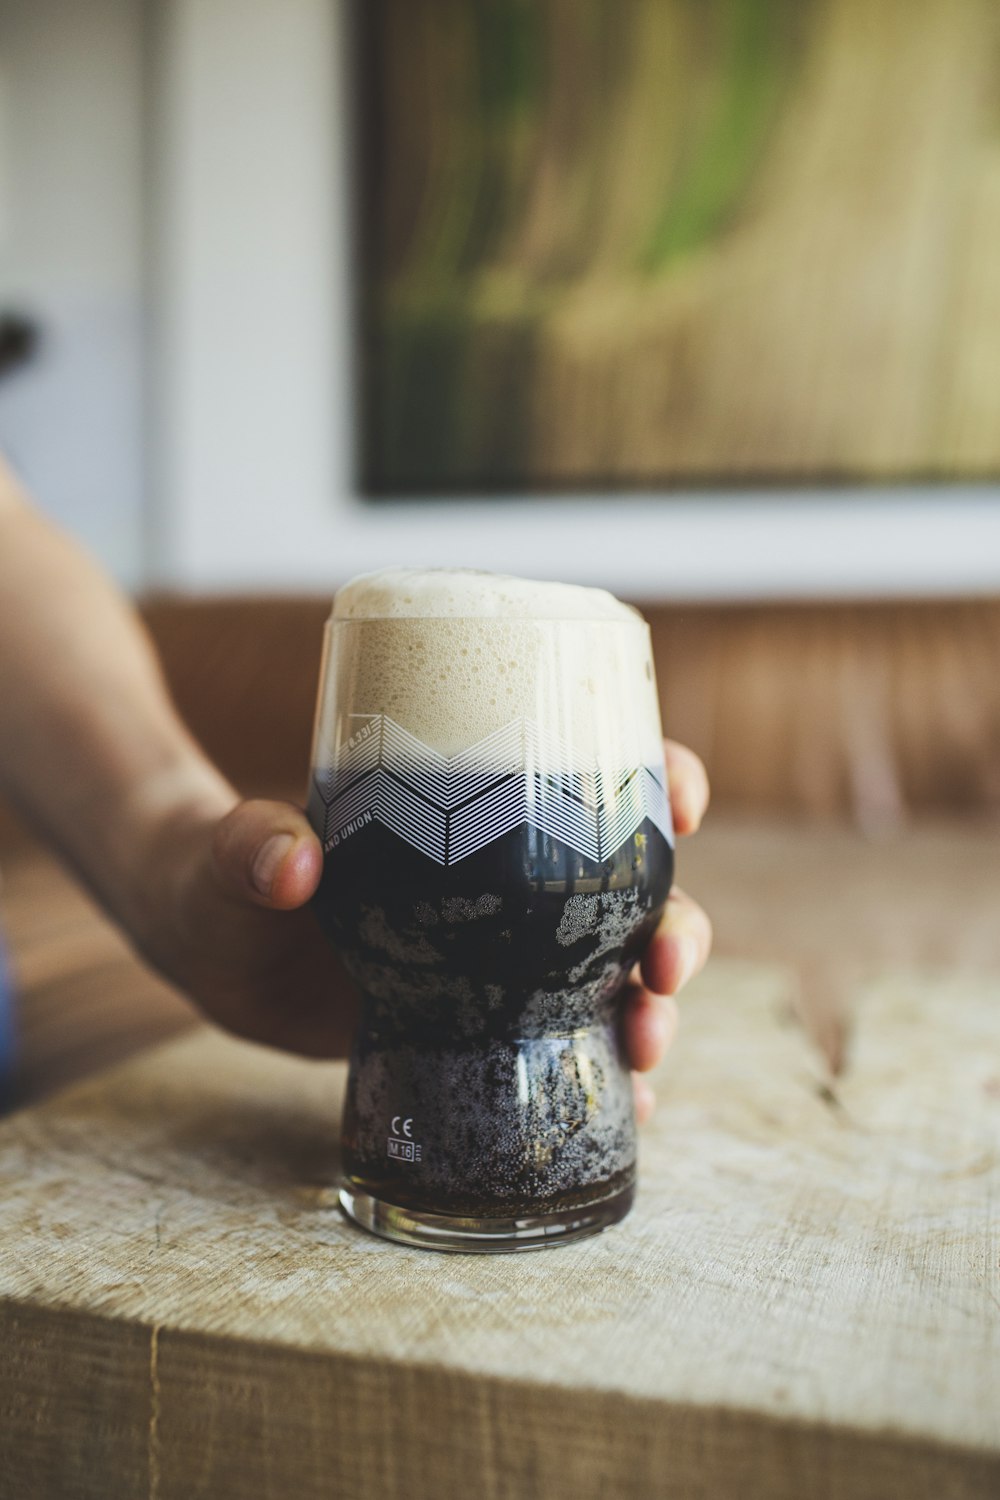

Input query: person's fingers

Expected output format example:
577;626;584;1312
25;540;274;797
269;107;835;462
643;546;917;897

633;1073;656;1126
664;740;710;836
619;740;709;1121
210;799;323;911
622;979;680;1072
639;886;713;998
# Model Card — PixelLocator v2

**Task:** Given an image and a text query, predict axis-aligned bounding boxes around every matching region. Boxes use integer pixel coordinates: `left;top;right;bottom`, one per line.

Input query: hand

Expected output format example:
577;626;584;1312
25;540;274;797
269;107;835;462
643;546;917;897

621;740;712;1122
138;739;711;1120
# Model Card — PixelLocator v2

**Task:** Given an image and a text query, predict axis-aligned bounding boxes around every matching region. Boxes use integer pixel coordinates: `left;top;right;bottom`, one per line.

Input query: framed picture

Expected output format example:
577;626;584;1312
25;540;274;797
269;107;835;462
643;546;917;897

152;0;1000;597
359;0;1000;496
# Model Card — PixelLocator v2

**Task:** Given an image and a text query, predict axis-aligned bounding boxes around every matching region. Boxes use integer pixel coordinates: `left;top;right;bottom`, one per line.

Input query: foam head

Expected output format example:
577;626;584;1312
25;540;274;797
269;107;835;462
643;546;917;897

314;568;665;768
332;567;642;623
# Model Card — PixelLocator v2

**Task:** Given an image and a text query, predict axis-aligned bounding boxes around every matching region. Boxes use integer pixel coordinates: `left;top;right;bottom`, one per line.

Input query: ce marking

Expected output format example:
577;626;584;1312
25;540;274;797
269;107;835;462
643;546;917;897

391;1116;414;1140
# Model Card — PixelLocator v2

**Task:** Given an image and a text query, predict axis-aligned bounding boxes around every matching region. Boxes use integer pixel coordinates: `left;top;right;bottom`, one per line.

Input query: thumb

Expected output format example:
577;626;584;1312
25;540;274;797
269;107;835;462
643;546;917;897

210;799;323;910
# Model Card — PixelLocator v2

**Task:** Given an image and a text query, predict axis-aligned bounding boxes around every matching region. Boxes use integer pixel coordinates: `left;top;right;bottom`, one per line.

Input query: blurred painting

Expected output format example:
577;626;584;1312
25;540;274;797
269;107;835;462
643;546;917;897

358;0;1000;494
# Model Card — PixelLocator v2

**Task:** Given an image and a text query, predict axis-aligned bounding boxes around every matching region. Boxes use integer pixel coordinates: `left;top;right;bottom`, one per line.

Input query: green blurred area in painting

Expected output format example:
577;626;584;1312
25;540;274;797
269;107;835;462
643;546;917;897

640;0;795;272
360;0;1000;493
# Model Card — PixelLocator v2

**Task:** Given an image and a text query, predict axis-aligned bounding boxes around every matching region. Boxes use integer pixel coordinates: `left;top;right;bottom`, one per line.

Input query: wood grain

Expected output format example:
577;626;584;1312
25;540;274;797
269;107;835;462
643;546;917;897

1;950;998;1498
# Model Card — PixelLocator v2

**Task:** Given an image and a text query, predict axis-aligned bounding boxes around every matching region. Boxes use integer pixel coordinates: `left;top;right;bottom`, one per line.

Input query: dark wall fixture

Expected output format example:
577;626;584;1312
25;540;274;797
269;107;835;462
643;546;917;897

0;314;40;379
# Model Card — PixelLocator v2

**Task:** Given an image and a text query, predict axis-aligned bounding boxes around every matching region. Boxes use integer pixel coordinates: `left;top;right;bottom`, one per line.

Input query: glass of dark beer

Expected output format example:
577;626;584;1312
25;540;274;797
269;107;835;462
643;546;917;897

308;570;674;1251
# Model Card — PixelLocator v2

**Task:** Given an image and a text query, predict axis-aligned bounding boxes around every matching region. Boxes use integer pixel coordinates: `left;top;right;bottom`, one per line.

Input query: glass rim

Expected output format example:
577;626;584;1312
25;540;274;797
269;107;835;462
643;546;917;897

325;612;648;626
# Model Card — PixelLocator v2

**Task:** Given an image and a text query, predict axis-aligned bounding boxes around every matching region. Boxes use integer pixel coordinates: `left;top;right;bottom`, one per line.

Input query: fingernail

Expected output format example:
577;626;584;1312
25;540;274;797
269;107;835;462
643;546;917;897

251;833;295;896
672;789;691;827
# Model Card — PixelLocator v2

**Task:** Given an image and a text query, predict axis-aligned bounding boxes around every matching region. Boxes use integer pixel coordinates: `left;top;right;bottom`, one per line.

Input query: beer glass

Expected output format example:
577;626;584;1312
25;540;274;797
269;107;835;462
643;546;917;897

307;571;674;1251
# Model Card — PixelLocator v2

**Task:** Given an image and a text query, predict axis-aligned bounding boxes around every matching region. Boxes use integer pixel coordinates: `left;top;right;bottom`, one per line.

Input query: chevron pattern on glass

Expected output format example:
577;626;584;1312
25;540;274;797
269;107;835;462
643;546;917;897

310;716;672;866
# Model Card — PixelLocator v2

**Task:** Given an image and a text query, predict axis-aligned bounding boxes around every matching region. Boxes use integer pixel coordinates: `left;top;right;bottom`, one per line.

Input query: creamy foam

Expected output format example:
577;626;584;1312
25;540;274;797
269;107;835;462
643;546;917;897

333;567;642;623
312;569;665;767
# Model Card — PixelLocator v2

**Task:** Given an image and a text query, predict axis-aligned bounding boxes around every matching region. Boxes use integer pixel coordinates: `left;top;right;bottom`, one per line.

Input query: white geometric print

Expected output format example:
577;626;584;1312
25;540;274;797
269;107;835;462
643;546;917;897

309;715;673;866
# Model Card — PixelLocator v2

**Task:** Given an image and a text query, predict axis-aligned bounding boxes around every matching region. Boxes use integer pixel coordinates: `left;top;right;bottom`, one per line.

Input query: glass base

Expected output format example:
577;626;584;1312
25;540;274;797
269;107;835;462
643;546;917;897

339;1180;635;1254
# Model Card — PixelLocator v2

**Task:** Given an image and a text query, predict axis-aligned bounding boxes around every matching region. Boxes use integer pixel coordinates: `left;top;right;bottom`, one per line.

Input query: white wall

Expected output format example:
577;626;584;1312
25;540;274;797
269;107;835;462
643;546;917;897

0;0;145;584
150;0;341;588
153;0;1000;600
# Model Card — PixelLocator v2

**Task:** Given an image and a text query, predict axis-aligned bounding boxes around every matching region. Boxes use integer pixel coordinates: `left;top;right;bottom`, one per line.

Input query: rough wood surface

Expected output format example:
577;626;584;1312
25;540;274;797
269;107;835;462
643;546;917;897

1;943;998;1498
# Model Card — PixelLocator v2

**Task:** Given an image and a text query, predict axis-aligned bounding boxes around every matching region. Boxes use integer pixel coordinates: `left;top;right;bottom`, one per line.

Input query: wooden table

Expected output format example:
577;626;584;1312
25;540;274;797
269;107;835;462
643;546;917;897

1;819;999;1498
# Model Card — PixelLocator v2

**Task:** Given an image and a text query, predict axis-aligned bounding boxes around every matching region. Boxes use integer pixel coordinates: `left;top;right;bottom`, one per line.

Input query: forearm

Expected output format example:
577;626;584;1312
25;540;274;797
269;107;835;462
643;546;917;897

0;461;235;936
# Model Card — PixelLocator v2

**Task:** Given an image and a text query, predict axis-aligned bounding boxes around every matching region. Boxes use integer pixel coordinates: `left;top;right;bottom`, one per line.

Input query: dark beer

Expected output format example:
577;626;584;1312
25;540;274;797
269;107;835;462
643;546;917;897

308;568;674;1249
312;801;673;1218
